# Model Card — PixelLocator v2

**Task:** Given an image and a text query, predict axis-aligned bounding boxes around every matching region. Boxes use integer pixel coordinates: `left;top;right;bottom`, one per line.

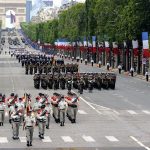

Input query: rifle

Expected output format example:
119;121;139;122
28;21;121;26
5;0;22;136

72;97;78;103
40;109;47;117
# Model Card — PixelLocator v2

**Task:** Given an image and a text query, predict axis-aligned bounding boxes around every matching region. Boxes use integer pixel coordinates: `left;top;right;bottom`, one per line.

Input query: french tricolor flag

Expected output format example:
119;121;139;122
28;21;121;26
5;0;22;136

92;36;96;53
142;32;150;58
132;40;138;56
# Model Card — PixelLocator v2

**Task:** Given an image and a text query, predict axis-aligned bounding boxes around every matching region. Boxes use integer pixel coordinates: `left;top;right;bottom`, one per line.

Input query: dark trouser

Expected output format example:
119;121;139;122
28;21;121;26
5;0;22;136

146;75;149;81
131;71;133;77
119;69;121;74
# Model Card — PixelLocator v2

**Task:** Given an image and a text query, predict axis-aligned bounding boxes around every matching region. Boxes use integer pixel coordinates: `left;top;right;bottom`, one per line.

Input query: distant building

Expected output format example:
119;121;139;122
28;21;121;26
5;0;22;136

26;0;32;23
31;7;59;23
58;0;78;15
31;0;53;19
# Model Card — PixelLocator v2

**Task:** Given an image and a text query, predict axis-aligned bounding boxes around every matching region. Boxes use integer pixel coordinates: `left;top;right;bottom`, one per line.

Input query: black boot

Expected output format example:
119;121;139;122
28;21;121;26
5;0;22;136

30;141;32;146
60;122;63;126
41;134;44;139
2;122;3;126
62;122;65;126
27;141;29;147
0;122;1;126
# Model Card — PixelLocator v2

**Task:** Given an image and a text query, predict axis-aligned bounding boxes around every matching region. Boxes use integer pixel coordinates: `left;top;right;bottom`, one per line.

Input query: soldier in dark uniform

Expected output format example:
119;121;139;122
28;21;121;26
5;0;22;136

73;73;78;89
78;77;85;94
59;73;66;89
25;63;29;75
33;73;40;89
47;73;53;89
29;64;33;75
33;63;38;74
47;64;52;73
61;64;66;73
53;73;59;90
40;73;48;89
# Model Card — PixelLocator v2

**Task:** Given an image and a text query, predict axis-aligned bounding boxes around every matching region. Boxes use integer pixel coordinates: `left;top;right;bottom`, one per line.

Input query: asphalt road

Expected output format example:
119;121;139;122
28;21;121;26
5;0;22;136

0;31;150;150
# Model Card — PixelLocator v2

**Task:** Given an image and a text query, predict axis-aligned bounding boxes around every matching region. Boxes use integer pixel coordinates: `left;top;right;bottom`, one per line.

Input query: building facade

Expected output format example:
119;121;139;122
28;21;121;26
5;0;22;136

0;0;26;29
26;0;32;23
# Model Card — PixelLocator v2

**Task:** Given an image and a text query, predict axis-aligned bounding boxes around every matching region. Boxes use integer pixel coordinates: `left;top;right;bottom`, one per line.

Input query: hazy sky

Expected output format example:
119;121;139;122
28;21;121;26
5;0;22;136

32;0;85;7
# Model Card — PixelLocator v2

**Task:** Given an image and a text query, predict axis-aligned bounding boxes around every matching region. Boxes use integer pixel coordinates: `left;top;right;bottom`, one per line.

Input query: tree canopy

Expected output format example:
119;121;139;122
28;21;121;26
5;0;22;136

21;0;150;44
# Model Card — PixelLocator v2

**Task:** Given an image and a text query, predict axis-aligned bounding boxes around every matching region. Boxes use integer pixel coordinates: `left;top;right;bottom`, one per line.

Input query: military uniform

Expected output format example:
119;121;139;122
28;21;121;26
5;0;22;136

37;105;47;139
51;93;60;123
58;96;68;126
23;110;36;147
45;102;52;129
11;105;21;140
0;94;5;126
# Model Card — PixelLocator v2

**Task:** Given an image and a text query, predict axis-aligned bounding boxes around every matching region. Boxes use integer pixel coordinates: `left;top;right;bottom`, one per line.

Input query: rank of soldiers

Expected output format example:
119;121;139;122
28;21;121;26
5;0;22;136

33;72;116;93
16;53;79;74
0;92;79;147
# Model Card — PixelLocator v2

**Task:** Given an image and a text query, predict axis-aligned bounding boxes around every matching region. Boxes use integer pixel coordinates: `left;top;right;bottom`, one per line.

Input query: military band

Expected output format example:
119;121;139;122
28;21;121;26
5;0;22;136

0;92;79;146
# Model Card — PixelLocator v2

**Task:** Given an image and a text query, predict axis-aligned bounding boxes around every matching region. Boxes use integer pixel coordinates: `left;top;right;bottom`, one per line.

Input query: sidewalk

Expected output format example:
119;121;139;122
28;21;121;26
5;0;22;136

63;57;150;82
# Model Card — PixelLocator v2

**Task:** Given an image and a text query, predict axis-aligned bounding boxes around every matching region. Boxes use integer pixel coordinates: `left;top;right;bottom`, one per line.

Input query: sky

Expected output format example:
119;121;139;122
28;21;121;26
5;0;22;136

32;0;85;7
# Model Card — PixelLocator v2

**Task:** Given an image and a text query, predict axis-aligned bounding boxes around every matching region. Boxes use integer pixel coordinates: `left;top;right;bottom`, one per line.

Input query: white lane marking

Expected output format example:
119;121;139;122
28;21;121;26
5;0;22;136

142;110;150;115
141;91;145;94
20;137;26;142
112;93;119;96
82;135;95;142
61;136;74;142
112;110;120;115
105;136;119;142
89;102;111;110
130;136;150;150
127;110;137;115
0;137;8;143
79;97;102;115
42;136;52;142
78;110;87;114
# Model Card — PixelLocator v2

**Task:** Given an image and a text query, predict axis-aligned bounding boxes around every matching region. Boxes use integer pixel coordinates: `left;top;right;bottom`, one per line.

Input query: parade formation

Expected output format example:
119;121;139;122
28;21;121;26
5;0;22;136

14;53;117;92
0;91;79;147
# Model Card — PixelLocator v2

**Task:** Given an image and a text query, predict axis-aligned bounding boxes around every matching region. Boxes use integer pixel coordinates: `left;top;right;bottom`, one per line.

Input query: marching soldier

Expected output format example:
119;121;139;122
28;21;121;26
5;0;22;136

11;105;22;140
37;105;47;139
45;102;52;129
33;97;41;124
16;98;25;124
23;109;36;147
41;73;48;89
51;93;61;123
29;64;33;75
0;93;5;126
65;92;78;123
7;93;18;123
25;63;29;75
58;95;68;126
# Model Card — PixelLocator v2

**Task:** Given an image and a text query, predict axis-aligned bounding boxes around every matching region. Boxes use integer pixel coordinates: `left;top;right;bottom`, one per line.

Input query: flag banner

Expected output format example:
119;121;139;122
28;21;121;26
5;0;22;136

98;42;104;52
105;41;110;53
92;36;96;53
142;32;150;58
10;11;16;24
142;32;149;49
113;42;119;55
132;40;139;56
105;41;109;48
83;37;87;47
124;41;127;48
